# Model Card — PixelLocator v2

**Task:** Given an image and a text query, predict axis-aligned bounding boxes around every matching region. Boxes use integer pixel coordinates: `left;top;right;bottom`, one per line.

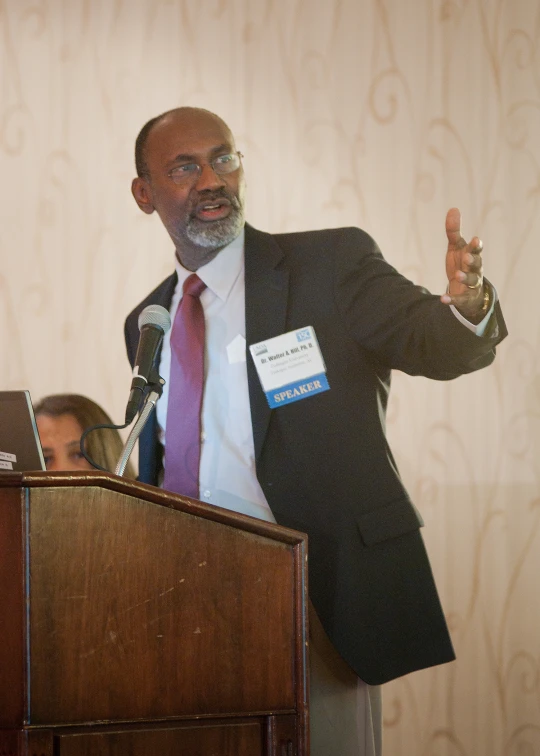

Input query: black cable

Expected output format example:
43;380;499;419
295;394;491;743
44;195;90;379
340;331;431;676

80;421;131;472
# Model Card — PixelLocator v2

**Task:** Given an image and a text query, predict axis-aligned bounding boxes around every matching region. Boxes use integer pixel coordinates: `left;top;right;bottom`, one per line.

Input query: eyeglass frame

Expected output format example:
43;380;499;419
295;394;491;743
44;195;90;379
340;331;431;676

165;151;244;185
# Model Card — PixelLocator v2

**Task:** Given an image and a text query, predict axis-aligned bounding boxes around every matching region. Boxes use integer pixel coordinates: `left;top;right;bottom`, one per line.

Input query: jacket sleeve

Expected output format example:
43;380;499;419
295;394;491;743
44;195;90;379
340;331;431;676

334;227;507;380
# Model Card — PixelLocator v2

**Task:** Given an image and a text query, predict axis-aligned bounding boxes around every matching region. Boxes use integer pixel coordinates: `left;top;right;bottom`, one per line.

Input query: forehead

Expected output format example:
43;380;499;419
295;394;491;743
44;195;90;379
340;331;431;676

37;413;82;444
145;111;234;167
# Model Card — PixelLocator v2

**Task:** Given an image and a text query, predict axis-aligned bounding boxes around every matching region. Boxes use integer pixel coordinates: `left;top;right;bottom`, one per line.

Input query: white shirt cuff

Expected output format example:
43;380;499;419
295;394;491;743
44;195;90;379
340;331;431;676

450;283;498;337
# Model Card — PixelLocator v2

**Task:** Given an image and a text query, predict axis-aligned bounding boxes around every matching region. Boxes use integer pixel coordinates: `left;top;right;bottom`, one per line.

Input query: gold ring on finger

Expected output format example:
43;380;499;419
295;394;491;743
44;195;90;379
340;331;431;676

467;278;482;290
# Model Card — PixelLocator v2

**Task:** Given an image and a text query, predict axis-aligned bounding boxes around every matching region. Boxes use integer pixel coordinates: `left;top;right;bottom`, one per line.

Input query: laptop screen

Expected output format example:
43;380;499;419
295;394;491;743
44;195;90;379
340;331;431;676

0;390;46;472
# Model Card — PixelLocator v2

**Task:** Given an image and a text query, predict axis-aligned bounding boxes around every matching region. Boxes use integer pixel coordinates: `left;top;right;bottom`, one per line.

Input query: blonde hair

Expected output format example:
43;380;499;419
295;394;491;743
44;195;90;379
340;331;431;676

34;394;136;479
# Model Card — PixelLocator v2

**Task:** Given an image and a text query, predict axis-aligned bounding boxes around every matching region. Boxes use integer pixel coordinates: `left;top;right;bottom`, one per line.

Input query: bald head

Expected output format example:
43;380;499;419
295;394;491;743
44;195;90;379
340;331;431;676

135;107;234;178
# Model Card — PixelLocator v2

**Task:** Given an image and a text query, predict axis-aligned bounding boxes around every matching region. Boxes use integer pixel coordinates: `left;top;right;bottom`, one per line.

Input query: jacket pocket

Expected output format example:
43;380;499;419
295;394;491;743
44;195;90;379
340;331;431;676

356;497;424;547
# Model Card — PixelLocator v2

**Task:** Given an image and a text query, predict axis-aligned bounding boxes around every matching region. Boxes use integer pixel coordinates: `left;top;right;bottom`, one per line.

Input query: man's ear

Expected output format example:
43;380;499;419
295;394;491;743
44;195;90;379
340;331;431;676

131;177;155;215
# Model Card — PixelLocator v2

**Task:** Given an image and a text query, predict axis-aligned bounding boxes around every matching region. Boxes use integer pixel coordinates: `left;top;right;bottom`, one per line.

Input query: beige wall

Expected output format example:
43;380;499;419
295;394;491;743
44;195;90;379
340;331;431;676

1;1;539;752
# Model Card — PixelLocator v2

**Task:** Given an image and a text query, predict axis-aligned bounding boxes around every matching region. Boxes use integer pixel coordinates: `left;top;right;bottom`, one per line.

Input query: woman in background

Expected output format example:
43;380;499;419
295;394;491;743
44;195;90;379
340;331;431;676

34;394;136;478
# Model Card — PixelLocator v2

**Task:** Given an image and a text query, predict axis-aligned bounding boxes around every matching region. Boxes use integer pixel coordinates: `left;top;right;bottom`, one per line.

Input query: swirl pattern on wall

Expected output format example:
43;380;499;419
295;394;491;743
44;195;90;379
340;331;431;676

1;1;538;752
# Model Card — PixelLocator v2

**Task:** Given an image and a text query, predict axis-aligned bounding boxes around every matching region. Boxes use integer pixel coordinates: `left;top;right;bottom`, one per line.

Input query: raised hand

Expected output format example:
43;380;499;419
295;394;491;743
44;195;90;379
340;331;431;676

440;208;485;318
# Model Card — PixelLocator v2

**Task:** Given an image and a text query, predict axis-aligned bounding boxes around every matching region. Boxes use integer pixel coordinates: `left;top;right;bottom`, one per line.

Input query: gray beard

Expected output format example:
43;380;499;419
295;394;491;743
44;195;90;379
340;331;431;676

184;204;244;250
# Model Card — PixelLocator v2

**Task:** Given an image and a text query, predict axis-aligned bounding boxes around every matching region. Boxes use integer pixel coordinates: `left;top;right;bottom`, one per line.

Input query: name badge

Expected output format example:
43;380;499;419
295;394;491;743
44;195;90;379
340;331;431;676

249;326;330;408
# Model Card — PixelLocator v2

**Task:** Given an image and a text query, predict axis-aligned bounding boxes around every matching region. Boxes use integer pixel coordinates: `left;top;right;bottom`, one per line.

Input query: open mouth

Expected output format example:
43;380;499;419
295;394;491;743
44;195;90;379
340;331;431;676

194;198;232;222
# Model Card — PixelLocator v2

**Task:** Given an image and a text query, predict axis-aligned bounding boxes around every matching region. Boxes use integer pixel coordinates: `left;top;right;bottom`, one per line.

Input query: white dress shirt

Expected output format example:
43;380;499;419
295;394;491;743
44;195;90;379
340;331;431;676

156;230;276;523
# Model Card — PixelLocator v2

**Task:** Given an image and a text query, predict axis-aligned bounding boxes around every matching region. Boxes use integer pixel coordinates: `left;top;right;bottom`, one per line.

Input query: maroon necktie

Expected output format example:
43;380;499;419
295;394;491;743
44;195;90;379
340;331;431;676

163;273;207;498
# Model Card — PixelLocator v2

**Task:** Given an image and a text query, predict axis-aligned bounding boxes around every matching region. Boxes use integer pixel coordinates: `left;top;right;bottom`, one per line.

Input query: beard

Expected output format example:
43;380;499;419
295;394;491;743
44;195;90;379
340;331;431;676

184;187;245;250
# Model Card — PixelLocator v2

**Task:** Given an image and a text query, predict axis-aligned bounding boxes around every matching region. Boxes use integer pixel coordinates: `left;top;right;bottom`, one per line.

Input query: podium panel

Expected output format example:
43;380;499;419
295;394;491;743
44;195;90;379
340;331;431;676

54;720;264;756
0;471;308;756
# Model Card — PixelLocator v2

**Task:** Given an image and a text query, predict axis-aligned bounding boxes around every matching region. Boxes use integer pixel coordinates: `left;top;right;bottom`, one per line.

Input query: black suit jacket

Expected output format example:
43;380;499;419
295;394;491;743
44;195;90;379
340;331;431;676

125;224;507;685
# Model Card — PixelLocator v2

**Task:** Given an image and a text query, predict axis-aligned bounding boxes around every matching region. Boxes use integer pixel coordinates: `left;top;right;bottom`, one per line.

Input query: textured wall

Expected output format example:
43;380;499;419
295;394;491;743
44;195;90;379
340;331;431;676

1;1;539;753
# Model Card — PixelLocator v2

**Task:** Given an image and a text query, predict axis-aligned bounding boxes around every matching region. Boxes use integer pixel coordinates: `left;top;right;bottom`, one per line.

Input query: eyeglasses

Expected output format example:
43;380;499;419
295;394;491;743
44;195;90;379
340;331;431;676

167;151;243;185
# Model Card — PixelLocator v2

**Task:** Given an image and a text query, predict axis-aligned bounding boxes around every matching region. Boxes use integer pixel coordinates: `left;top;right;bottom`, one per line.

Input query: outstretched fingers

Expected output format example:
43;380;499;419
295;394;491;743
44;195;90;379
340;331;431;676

445;207;464;248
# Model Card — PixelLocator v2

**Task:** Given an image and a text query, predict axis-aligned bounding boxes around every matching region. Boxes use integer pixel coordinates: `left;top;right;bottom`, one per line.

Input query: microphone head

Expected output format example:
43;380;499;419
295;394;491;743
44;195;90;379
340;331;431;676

138;304;171;334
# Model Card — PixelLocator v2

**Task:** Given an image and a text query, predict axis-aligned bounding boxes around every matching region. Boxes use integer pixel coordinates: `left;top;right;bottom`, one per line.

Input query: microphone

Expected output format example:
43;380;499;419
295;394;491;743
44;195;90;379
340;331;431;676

125;304;171;423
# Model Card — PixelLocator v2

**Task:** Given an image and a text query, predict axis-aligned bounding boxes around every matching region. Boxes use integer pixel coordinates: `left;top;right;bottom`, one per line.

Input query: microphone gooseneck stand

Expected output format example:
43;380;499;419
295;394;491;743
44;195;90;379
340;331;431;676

115;369;165;477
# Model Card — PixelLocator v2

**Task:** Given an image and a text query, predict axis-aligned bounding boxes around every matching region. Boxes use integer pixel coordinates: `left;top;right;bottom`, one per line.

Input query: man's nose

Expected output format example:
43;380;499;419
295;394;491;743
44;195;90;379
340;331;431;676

194;162;226;191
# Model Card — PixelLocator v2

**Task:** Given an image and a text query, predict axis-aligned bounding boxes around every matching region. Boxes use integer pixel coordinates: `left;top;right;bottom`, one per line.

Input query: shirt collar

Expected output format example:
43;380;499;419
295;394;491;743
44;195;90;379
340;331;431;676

174;229;245;302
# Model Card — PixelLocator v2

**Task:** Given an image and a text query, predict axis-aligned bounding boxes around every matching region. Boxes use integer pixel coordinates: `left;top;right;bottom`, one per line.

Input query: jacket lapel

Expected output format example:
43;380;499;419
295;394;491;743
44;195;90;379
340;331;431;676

155;273;178;308
244;224;289;460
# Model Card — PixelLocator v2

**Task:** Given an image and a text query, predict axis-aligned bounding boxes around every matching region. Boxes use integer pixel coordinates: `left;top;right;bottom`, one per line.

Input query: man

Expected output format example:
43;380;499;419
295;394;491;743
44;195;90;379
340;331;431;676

125;107;507;755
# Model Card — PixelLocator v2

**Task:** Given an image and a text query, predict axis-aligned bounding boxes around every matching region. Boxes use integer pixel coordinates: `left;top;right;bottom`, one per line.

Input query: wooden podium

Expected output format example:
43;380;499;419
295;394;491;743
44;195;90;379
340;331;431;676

0;471;308;756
